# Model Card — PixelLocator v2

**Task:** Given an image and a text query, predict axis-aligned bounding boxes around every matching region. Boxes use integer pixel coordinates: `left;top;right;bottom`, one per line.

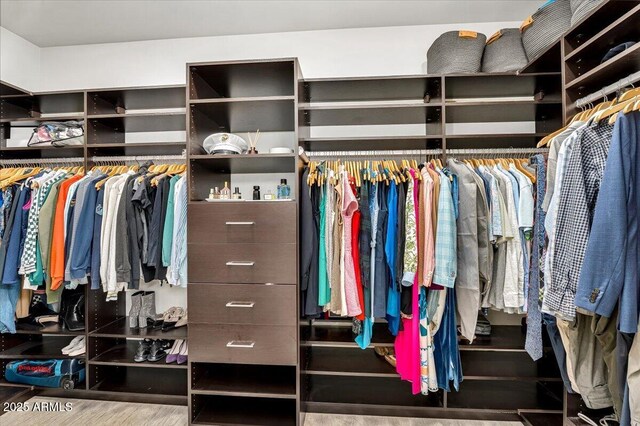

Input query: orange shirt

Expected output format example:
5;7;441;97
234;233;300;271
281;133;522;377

49;174;82;291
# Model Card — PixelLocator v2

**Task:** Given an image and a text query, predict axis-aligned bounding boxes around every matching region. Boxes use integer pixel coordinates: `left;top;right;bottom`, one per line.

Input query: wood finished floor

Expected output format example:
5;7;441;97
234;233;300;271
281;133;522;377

1;397;524;425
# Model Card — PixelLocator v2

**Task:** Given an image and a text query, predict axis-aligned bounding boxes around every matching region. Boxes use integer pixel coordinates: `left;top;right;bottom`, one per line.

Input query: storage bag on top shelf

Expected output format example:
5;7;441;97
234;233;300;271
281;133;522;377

481;29;528;73
570;0;603;26
427;30;487;74
520;0;572;61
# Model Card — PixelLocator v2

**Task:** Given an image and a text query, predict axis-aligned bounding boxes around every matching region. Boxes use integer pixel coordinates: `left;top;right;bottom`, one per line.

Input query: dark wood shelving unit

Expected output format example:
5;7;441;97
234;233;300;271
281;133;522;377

187;58;302;425
562;0;640;119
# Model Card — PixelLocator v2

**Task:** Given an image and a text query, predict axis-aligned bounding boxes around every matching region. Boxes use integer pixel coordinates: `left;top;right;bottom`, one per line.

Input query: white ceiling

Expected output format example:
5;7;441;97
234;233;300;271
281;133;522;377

0;0;541;48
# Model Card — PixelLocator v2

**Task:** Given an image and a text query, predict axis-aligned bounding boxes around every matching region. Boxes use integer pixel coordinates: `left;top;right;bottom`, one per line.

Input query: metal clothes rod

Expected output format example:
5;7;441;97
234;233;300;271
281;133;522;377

0;157;85;165
575;71;640;109
447;148;548;155
89;154;186;164
306;149;443;158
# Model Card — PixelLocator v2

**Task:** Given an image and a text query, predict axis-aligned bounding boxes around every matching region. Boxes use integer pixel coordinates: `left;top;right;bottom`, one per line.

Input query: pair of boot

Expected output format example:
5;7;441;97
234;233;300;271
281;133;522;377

129;291;156;329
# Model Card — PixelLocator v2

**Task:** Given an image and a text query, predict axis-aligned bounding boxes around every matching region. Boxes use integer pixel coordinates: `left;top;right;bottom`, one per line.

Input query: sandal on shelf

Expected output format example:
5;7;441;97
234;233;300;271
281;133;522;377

174;310;187;328
161;307;185;331
151;307;178;329
166;340;183;364
148;339;171;362
374;346;390;357
134;339;152;362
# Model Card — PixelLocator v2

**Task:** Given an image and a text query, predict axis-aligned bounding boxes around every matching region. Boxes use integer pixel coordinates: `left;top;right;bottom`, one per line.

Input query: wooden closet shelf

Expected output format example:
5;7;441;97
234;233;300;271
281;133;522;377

89;342;188;369
0;339;86;360
564;4;640;62
90;317;187;339
565;42;640;91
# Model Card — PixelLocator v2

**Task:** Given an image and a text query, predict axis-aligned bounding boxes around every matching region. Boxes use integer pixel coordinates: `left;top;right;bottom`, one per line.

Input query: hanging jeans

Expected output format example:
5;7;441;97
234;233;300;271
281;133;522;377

542;313;575;394
0;283;21;333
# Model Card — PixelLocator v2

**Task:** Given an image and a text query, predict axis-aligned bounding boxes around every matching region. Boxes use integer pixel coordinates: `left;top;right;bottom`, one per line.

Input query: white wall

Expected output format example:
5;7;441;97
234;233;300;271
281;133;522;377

2;21;517;92
0;27;40;91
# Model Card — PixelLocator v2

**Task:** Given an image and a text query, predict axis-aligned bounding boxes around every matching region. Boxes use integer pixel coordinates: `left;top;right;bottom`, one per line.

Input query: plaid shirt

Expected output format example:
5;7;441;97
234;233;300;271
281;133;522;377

546;122;614;320
433;170;457;287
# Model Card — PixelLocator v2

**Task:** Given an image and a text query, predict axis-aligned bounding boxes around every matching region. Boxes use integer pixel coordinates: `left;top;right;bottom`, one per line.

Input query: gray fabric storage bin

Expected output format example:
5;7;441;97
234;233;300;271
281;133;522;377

521;0;572;61
570;0;603;25
427;30;487;74
481;29;528;73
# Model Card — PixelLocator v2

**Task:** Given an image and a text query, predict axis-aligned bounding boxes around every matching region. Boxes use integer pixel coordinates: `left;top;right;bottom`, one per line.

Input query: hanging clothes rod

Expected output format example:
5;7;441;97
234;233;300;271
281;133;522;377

575;70;640;109
306;149;443;158
0;156;85;166
89;154;186;164
447;148;548;155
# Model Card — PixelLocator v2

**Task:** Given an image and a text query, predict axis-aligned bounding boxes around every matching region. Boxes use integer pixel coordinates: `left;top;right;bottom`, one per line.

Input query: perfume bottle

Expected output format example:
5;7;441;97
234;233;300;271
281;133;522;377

253;186;261;200
277;179;291;199
213;187;220;199
263;190;275;200
232;187;242;200
220;182;231;200
208;188;215;200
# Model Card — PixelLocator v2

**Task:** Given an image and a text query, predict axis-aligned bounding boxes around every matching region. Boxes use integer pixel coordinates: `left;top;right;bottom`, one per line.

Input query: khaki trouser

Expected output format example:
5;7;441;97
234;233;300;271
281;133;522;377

557;313;614;410
629;319;640;425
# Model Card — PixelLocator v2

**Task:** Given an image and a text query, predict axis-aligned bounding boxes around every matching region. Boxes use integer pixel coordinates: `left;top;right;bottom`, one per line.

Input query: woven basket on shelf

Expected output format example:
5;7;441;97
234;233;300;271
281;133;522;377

427;30;487;74
570;0;603;25
481;29;528;73
520;0;572;61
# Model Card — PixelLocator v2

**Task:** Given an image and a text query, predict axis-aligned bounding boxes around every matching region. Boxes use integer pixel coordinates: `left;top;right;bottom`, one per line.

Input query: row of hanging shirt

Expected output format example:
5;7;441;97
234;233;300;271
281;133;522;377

542;108;639;334
537;95;640;424
0;161;188;332
300;153;543;395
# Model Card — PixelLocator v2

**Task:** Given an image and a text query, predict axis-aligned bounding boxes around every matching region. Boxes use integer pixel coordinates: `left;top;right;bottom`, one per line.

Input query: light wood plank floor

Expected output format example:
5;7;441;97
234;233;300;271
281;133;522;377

1;397;524;425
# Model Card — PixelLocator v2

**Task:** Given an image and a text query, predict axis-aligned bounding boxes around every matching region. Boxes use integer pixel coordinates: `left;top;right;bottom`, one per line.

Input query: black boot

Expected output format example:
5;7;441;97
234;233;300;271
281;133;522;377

62;291;85;331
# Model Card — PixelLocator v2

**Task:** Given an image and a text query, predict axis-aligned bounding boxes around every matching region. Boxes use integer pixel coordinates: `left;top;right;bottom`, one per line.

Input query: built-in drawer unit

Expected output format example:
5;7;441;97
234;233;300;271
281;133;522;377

189;323;297;365
189;283;296;326
188;243;296;284
188;202;296;244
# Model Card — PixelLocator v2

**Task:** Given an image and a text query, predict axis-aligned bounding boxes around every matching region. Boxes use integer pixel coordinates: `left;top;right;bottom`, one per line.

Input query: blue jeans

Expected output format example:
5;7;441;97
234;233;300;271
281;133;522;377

542;313;575;394
0;283;20;333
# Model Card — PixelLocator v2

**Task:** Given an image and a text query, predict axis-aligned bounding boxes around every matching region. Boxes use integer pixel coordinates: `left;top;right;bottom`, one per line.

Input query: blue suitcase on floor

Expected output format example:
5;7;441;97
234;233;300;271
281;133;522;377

5;359;86;389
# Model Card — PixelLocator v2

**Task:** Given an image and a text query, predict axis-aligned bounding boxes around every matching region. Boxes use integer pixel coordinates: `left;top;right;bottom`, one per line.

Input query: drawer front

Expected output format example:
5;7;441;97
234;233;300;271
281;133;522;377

188;203;296;244
188;243;296;284
189;323;297;365
189;283;296;326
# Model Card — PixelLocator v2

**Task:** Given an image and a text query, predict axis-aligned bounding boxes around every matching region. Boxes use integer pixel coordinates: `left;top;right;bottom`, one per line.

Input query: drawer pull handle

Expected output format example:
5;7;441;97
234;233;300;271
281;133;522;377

226;261;255;266
225;221;255;226
226;301;255;308
226;340;255;348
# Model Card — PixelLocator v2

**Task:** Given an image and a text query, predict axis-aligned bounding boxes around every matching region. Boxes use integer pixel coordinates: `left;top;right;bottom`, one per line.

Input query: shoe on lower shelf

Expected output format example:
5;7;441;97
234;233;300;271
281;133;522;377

61;336;85;355
67;338;86;356
147;339;171;362
134;338;153;362
166;340;183;364
177;341;188;365
577;405;617;426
